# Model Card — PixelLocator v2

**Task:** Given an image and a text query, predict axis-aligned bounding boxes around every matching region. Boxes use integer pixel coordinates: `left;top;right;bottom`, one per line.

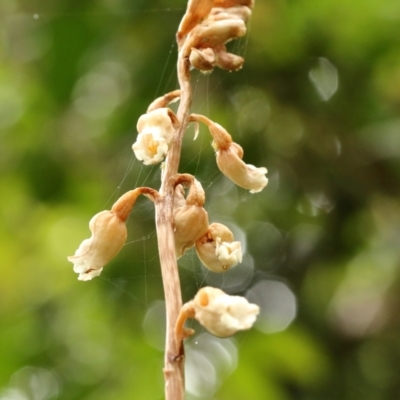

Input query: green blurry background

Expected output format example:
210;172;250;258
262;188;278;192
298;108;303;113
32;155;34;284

1;0;400;399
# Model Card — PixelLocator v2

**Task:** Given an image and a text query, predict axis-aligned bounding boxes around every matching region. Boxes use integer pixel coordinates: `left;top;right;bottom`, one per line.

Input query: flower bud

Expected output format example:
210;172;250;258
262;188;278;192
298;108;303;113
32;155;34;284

67;210;127;281
132;108;178;165
187;18;246;50
68;187;158;281
196;222;242;272
214;44;244;71
216;142;268;193
210;6;252;22
192;287;259;337
174;179;209;258
190;114;268;193
189;47;216;72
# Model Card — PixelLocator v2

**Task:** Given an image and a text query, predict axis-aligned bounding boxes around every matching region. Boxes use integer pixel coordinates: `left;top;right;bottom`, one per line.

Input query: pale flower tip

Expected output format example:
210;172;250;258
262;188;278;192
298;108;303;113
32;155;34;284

133;108;176;165
196;222;242;272
77;268;103;281
216;240;242;268
192;287;259;337
247;166;268;193
132;132;169;165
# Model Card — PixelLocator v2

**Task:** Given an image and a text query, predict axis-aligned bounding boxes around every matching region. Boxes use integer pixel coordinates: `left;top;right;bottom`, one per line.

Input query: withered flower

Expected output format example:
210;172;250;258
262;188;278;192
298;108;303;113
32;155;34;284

173;178;209;258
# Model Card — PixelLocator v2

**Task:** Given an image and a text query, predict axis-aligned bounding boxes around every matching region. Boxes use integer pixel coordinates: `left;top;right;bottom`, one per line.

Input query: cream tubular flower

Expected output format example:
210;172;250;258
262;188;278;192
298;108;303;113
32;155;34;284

196;222;242;272
67;210;127;281
190;114;268;193
186;18;246;52
68;187;159;281
132;108;178;165
192;287;259;337
216;142;268;193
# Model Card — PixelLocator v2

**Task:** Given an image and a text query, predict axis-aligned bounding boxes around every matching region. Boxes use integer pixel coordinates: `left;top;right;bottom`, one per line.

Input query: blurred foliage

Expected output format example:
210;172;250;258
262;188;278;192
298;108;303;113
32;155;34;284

1;0;400;399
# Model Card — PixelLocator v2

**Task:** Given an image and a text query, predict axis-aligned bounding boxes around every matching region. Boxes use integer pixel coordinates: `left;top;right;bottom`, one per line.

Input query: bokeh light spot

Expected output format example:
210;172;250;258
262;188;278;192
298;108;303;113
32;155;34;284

309;57;338;101
247;280;297;334
142;300;166;351
185;333;237;398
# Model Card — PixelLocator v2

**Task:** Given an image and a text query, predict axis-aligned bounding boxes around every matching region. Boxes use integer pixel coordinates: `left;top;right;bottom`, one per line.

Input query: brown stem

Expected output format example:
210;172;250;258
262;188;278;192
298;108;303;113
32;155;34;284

154;44;193;399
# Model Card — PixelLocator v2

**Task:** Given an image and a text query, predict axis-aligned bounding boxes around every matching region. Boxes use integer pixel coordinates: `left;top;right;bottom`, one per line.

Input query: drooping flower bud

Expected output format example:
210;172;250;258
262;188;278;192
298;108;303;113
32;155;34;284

68;210;127;281
189;45;244;72
196;222;242;272
68;187;159;281
216;141;268;193
190;114;268;193
173;178;209;258
191;286;259;337
189;47;216;72
214;44;244;71
186;18;246;51
132;108;179;165
210;6;252;22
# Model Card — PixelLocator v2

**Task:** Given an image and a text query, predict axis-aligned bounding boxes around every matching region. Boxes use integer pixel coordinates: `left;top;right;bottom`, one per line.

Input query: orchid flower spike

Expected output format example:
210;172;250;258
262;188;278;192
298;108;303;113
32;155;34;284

175;286;259;339
196;222;242;272
132;108;179;165
68;187;159;281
